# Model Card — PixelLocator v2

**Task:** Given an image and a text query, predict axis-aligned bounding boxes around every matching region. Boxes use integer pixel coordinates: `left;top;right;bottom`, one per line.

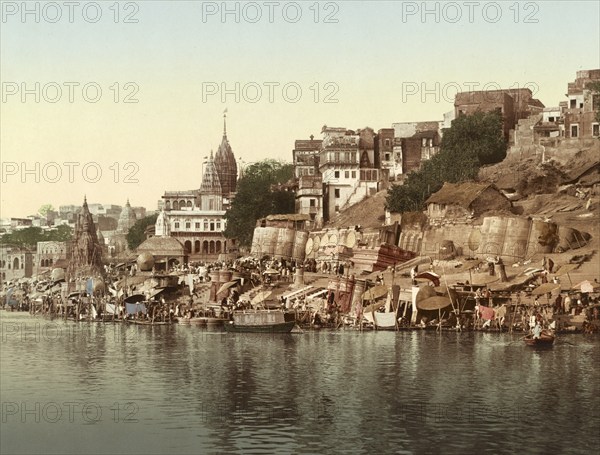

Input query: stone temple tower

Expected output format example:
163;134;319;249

200;151;223;211
214;112;237;199
117;199;138;233
68;196;103;275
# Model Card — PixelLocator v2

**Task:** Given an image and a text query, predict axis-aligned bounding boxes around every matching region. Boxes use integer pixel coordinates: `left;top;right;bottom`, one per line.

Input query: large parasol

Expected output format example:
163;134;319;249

530;282;560;296
555;263;579;286
217;279;241;296
417;295;453;311
415;285;437;305
362;285;388;301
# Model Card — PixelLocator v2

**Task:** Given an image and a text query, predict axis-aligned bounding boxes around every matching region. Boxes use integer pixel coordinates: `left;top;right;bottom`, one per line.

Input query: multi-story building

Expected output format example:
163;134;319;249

564;69;600;139
317;126;382;222
294;126;394;225
295;175;323;227
292;135;322;178
0;245;34;283
36;241;70;272
454;88;544;140
376;128;396;178
155;119;238;260
392;121;442;175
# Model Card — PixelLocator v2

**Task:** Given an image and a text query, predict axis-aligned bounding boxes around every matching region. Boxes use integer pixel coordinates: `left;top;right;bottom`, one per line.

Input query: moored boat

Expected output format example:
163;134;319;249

224;309;296;333
524;331;555;346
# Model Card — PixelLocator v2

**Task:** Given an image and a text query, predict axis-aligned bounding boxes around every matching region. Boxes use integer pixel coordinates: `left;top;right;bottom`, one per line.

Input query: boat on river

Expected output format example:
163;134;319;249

224;309;296;333
524;331;555;346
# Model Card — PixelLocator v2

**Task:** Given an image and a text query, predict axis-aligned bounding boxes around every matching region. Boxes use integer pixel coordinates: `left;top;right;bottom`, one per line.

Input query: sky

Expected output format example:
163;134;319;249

1;0;598;219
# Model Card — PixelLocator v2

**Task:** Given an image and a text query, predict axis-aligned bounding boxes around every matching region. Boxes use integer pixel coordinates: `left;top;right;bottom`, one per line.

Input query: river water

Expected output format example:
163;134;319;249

1;311;598;455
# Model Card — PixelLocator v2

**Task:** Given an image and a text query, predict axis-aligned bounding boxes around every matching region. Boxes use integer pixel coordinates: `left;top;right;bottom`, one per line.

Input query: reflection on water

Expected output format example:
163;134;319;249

1;312;599;454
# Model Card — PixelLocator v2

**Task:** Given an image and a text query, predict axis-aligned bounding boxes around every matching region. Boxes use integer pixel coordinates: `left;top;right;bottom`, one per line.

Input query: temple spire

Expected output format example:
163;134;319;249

223;109;227;137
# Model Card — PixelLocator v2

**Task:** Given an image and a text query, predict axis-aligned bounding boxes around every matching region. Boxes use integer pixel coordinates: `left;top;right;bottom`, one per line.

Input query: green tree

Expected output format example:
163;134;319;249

386;110;506;213
127;214;158;250
441;110;507;165
224;160;294;247
38;204;55;217
0;225;73;248
47;224;73;242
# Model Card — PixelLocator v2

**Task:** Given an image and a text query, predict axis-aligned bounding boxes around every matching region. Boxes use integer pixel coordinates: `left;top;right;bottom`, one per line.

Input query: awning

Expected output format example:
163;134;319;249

572;280;598;293
554;264;579;276
307;289;328;299
282;286;314;300
263;268;280;275
531;283;560;296
250;290;272;307
522;267;545;276
124;293;146;303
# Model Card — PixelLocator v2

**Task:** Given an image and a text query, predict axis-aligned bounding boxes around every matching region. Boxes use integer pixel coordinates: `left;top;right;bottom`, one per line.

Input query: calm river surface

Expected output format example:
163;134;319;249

1;311;599;455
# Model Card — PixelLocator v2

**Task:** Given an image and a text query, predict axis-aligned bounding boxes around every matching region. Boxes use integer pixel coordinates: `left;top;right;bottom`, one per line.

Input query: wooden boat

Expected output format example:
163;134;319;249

224;309;296;333
524;331;555;346
203;317;228;327
128;319;174;326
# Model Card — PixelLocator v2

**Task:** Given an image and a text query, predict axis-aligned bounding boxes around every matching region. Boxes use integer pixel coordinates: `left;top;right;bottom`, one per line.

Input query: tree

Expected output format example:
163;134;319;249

224;160;295;247
386;110;507;213
0;225;72;248
441;110;507;165
38;204;55;217
47;225;72;242
127;214;158;250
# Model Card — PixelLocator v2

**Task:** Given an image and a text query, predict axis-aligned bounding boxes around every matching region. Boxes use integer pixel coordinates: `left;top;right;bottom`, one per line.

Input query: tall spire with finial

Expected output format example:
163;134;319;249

69;195;102;276
215;109;236;198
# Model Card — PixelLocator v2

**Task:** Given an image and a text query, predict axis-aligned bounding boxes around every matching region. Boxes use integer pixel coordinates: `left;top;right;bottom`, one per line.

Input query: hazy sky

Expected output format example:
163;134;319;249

1;0;598;218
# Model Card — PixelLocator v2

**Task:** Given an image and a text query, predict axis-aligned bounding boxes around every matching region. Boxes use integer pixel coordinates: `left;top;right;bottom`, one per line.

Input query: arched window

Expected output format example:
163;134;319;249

194;240;200;253
180;200;186;209
13;258;19;270
202;241;209;254
173;200;179;210
187;200;192;208
165;201;171;210
216;241;222;254
184;241;192;254
209;241;215;254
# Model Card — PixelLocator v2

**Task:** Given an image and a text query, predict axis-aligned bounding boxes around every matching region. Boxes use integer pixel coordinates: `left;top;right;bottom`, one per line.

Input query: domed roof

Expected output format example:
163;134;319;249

136;252;155;271
200;151;222;195
137;236;185;255
117;199;137;233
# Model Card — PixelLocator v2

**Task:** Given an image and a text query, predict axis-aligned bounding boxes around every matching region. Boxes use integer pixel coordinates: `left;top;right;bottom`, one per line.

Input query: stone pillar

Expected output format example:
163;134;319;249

411;285;420;325
209;271;220;302
294;266;305;287
350;278;366;317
